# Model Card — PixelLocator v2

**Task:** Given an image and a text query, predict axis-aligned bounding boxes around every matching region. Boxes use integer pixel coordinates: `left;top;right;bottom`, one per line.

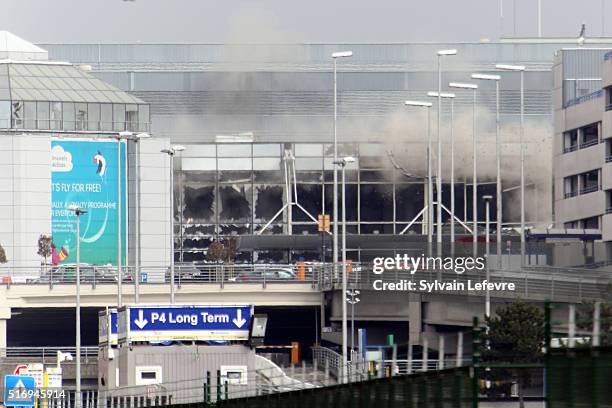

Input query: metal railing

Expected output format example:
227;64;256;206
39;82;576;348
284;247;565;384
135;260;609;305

0;263;327;288
324;264;611;302
0;346;98;361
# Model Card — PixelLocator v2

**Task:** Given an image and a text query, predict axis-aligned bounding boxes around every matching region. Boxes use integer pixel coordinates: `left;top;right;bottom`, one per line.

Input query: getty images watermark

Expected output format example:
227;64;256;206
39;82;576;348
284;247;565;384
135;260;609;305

371;254;516;293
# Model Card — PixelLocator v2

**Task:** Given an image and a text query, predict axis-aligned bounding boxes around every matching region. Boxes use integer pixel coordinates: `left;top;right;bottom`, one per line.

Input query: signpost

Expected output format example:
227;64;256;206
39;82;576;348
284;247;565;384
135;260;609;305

4;375;36;407
118;305;253;342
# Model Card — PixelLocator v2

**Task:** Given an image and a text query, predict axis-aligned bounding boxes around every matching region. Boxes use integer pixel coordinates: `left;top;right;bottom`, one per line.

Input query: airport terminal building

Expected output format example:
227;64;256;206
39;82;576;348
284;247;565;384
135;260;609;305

37;38;612;262
0;32;170;273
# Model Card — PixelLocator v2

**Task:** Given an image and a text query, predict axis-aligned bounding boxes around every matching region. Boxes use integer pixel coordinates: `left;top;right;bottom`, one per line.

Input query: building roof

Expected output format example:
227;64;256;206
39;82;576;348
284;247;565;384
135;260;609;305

0;31;48;61
0;31;144;104
0;61;144;104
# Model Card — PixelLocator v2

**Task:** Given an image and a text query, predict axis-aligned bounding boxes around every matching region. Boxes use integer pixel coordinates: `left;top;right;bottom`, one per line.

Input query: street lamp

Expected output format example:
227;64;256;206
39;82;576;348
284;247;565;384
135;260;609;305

346;289;360;352
482;195;493;319
405;101;433;249
471;73;502;268
436;49;457;251
67;204;87;408
449;82;479;255
496;64;526;267
427;92;456;244
332;50;353;281
333;155;355;384
161;145;186;304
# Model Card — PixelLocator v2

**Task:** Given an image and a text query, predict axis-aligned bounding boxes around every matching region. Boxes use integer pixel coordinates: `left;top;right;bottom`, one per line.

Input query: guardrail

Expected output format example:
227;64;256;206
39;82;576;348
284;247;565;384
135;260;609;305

1;262;610;301
324;265;611;302
0;346;98;362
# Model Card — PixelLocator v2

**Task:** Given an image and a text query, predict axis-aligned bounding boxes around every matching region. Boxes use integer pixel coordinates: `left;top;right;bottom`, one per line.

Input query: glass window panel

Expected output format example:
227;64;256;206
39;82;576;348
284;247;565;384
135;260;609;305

360;143;387;156
295;144;323;157
26;76;46;89
293;184;322;222
323;184;358;221
138;105;150;131
253;157;281;171
11;101;23;128
295;157;323;171
75;103;87;131
0;74;8;89
218;170;251;183
100;104;113;131
360;184;394;221
63;102;75;131
396;184;425;221
87;103;100;131
183;185;215;222
254;171;284;183
254;185;284;222
126;104;138;132
113;104;125;131
217;144;252;157
24;101;36;129
0;101;10;128
218;185;252;222
253;144;281;157
36;101;49;129
218;158;252;171
324;143;358;157
50;102;62;130
182;158;216;171
0;88;8;100
182;144;216;157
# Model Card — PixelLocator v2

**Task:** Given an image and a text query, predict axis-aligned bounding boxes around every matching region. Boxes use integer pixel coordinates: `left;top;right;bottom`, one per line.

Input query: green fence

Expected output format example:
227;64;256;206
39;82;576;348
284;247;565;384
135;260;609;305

211;367;473;408
547;346;612;408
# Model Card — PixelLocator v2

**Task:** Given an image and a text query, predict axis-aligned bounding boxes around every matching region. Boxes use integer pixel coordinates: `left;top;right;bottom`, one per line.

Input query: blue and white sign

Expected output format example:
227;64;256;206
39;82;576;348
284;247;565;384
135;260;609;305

118;305;253;342
4;375;36;407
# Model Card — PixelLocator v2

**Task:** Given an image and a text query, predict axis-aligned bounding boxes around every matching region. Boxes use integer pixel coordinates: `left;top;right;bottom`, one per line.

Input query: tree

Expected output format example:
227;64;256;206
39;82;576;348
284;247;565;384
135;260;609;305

206;240;226;263
482;301;545;408
37;234;53;267
0;244;6;264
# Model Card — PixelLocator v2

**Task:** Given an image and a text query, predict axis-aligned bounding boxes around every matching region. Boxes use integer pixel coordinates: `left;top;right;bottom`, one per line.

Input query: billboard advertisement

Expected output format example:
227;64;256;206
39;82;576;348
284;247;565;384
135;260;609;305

51;139;126;266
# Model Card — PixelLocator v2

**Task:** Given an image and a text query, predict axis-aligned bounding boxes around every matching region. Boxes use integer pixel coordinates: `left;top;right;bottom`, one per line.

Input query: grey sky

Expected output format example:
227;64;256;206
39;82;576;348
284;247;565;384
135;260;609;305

2;0;608;43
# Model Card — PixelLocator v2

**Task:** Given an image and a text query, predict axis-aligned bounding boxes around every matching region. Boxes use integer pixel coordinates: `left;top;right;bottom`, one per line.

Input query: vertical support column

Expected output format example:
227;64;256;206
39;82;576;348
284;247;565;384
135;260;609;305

408;294;422;346
0;308;10;357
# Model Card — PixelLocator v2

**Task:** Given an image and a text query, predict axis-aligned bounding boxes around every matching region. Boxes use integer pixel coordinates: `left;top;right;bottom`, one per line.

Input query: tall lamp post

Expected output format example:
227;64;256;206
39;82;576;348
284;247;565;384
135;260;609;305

472;73;502;267
161;145;186;304
346;289;360;355
496;64;526;267
405;101;433;249
483;195;493;319
67;204;87;408
332;51;353;275
333;155;355;383
436;49;457;252
427;91;456;244
449;82;479;254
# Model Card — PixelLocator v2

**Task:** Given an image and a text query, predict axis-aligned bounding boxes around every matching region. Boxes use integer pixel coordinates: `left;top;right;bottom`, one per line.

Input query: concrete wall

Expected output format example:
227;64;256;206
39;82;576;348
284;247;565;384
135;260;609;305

0;134;51;272
127;138;171;271
101;345;257;403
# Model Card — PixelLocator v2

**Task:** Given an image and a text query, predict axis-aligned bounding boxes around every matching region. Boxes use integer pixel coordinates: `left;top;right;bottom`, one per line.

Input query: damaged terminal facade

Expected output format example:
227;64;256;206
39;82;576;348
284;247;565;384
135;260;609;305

38;40;612;263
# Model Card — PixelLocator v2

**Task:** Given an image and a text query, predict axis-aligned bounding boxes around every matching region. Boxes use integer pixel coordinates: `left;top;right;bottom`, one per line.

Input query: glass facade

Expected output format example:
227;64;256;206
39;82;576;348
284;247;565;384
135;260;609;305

174;142;497;263
0;62;150;132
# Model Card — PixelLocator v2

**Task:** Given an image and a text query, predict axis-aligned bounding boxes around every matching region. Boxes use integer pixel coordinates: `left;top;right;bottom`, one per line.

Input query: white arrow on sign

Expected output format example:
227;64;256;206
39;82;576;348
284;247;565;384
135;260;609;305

133;309;148;329
232;309;246;328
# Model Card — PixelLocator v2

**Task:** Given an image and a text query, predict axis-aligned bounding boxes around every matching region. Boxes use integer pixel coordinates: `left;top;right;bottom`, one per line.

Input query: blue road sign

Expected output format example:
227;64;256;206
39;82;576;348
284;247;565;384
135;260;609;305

4;375;36;407
119;305;253;342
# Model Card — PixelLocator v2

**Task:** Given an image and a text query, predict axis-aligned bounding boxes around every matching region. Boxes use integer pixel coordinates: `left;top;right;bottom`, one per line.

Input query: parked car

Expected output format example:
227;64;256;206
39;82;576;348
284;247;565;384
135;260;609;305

38;264;117;283
228;266;296;282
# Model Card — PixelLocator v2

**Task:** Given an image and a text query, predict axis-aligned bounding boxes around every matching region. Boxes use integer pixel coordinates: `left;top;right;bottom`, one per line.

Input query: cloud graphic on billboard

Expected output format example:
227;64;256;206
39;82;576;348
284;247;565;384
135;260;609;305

51;145;73;172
